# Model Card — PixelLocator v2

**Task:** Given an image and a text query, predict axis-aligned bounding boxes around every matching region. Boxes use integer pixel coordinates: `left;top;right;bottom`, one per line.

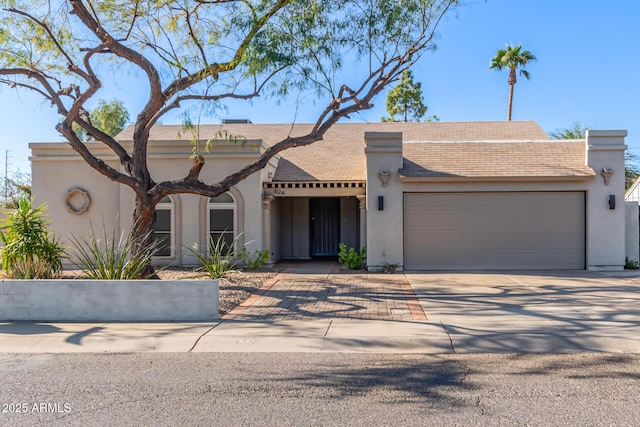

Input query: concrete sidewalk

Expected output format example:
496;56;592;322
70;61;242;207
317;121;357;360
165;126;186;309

1;270;639;354
0;319;452;353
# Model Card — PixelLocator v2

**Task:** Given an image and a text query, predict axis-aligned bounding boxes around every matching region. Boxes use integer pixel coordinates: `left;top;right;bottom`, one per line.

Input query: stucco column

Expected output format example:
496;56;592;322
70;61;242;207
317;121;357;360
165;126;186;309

364;132;404;271
262;195;274;263
356;195;367;250
585;130;627;271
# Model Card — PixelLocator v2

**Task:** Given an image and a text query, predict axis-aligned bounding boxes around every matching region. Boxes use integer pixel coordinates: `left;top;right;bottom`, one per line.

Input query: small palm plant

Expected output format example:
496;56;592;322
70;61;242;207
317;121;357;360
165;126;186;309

70;223;162;280
188;232;242;279
0;195;66;279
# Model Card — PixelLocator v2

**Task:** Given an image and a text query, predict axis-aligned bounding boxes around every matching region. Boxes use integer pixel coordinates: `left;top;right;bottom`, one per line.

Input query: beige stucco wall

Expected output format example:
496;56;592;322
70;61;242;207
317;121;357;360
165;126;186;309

30;143;122;262
364;132;404;270
30;139;271;267
584;130;627;270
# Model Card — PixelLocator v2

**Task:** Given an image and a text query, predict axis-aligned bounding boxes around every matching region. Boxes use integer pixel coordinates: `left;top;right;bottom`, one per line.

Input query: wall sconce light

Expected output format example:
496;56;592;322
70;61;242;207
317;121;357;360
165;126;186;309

378;195;384;211
601;168;613;186
609;194;616;210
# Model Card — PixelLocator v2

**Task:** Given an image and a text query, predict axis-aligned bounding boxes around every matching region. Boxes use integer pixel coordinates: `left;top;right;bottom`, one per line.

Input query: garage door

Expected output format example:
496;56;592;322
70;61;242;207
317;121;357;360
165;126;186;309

404;192;585;270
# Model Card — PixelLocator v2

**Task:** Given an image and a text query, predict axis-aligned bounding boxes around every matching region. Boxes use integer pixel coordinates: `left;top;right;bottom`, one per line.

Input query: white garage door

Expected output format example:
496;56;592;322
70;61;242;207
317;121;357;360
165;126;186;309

404;192;585;270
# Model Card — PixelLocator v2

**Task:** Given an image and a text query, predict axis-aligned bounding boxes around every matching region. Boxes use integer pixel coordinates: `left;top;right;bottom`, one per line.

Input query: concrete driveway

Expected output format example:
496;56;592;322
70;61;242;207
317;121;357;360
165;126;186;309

407;270;640;353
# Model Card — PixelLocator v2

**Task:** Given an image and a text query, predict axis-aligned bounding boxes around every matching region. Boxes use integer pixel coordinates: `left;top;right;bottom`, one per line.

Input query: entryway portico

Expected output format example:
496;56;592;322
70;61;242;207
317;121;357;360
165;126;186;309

263;181;366;262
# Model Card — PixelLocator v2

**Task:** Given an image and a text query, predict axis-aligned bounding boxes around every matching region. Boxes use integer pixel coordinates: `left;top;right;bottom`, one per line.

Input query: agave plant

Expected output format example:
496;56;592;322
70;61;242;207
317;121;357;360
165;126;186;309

70;222;162;280
188;232;242;279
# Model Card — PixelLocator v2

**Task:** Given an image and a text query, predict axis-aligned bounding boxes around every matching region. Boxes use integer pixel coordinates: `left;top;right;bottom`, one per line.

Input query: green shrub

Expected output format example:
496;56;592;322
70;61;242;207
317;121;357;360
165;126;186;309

338;243;366;270
0;195;66;279
625;257;640;270
188;233;241;279
239;247;270;271
70;223;162;280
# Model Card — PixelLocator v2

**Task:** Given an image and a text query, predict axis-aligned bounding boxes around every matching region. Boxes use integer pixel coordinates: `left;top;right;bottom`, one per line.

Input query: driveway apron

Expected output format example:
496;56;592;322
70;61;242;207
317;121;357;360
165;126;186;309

195;264;448;353
224;263;427;321
407;271;640;353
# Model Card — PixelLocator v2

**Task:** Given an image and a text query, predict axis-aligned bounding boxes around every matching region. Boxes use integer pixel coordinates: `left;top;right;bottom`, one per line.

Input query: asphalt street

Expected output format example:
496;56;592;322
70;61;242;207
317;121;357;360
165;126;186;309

1;352;639;426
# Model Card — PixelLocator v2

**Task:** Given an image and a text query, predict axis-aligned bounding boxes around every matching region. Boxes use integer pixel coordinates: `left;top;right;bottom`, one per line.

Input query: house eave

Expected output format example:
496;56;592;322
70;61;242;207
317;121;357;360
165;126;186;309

263;180;366;197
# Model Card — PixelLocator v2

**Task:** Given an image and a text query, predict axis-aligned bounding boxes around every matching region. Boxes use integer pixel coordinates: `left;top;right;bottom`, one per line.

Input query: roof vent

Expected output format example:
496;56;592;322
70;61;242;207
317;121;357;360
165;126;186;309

222;119;252;124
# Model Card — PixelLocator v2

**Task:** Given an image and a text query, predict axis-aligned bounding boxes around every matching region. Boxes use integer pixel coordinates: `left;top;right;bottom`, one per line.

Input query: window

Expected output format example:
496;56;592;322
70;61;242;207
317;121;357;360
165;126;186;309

208;192;236;250
153;196;173;257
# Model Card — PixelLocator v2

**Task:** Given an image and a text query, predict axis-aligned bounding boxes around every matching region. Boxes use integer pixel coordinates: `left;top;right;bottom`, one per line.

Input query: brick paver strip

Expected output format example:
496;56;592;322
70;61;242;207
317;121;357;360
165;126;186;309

399;274;428;321
222;272;288;320
227;271;429;322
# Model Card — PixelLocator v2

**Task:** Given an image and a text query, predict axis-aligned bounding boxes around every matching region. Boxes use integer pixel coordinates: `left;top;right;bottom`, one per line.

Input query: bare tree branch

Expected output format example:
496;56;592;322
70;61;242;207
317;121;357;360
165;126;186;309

0;77;52;101
161;0;292;103
5;8;79;75
152;64;287;125
0;68;67;114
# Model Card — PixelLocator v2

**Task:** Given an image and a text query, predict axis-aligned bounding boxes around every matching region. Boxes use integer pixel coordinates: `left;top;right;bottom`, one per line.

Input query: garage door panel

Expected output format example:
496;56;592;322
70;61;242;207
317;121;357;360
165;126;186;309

403;192;585;270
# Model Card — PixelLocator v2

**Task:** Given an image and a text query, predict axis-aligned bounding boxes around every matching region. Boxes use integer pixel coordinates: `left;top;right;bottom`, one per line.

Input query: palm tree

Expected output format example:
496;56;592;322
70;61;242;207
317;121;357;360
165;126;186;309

489;44;537;121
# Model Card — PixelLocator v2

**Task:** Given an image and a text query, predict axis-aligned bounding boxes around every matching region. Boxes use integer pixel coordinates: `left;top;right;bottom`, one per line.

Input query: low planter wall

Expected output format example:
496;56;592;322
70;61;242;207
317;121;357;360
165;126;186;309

0;279;219;322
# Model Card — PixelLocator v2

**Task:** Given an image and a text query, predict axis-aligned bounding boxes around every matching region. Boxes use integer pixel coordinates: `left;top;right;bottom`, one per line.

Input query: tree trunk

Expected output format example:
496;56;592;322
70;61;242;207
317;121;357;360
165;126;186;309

507;82;514;121
131;195;158;279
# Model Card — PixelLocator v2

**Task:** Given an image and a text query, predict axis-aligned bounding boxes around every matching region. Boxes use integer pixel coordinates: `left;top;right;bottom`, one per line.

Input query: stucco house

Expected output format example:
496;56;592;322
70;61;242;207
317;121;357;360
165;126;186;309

30;121;628;271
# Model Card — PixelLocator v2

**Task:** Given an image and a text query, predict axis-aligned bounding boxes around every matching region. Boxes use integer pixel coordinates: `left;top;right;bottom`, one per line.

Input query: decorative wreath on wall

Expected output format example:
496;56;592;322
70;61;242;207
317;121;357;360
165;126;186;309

65;187;91;215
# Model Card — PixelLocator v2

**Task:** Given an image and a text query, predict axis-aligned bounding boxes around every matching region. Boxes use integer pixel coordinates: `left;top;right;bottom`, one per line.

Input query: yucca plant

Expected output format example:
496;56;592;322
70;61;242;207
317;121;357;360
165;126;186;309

188;232;242;279
70;223;162;280
0;195;66;279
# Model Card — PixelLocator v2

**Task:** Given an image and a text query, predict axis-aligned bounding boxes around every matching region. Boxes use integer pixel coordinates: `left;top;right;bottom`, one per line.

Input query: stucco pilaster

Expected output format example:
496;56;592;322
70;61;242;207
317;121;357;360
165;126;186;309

585;130;627;270
364;132;404;270
356;195;367;250
262;195;274;263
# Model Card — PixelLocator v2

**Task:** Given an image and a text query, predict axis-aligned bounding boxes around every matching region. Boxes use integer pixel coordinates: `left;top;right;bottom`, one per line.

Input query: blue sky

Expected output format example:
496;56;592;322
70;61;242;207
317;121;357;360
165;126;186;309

1;0;639;175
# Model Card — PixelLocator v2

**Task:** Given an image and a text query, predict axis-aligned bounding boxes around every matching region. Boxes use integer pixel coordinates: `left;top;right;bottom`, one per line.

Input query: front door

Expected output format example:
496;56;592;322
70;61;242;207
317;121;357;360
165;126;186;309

310;198;340;257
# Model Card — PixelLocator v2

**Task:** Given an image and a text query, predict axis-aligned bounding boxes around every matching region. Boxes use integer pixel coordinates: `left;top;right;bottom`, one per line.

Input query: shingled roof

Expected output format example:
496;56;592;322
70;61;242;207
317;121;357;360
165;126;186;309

400;140;594;180
118;121;556;181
